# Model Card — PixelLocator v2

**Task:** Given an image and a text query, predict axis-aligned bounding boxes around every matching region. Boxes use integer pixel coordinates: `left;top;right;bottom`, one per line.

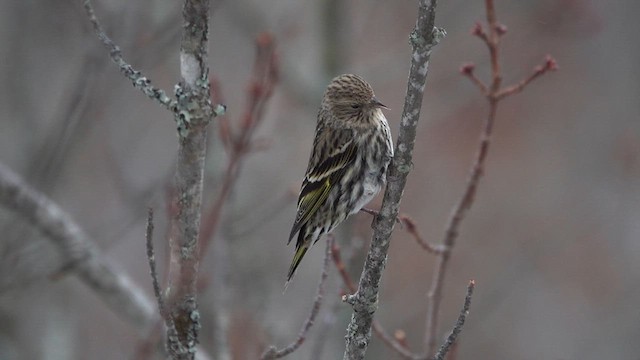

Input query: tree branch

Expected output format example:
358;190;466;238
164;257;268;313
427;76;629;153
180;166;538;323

81;0;177;111
399;215;446;255
145;208;170;325
423;0;556;355
0;163;156;331
342;0;444;358
199;32;279;256
162;0;216;358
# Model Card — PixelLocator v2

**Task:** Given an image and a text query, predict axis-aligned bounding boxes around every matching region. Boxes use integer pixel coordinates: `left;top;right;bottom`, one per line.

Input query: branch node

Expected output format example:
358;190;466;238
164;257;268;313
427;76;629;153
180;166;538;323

344;293;357;305
213;104;227;117
471;22;489;43
495;23;508;36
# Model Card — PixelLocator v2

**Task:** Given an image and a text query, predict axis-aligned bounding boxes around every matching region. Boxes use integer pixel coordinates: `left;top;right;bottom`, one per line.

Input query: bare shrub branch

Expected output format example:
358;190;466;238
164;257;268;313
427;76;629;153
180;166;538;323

199;32;279;256
423;0;557;355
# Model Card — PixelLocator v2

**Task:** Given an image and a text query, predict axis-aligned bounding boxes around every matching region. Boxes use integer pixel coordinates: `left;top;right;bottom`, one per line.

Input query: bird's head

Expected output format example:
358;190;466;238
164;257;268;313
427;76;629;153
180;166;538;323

322;74;388;122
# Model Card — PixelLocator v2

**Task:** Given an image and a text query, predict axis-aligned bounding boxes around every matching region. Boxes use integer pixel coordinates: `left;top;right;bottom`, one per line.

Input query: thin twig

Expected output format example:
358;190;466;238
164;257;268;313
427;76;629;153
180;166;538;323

432;281;475;360
260;237;333;359
82;0;177;111
360;209;444;254
423;0;556;355
399;215;446;254
197;36;278;360
495;55;558;100
459;63;488;95
145;208;167;320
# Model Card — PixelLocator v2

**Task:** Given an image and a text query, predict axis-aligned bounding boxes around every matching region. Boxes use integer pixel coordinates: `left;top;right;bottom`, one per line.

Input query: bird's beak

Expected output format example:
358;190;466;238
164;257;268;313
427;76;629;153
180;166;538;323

371;96;389;110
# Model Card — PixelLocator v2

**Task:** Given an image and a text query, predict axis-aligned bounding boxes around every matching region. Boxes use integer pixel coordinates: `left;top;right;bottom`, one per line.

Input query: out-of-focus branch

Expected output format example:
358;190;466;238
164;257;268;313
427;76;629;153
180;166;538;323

260;236;333;360
198;34;278;360
399;215;445;255
342;0;444;358
81;0;177;111
145;208;170;327
0;163;155;331
423;0;557;355
361;209;444;254
495;55;558;99
199;32;279;256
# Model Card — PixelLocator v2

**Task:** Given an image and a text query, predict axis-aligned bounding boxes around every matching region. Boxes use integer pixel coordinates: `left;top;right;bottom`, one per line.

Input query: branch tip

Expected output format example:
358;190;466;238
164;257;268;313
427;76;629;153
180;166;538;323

460;63;475;75
471;22;484;36
544;55;559;71
256;31;275;48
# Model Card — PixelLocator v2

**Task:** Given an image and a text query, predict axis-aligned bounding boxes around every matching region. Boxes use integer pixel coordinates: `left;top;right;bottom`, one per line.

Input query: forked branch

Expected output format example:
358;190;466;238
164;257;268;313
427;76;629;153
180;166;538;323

423;0;557;356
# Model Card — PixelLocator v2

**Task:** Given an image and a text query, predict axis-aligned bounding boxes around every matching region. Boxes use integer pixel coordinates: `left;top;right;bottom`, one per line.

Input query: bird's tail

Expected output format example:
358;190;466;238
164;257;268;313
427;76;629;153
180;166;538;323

284;227;312;292
286;244;308;283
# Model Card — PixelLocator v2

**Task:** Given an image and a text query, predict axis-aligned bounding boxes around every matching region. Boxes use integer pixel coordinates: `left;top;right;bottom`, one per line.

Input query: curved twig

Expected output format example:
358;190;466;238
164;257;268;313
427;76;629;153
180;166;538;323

261;237;333;359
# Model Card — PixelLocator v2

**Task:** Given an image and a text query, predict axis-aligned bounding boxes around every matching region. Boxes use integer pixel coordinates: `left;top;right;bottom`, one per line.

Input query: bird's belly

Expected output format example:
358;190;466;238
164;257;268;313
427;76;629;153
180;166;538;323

348;173;382;215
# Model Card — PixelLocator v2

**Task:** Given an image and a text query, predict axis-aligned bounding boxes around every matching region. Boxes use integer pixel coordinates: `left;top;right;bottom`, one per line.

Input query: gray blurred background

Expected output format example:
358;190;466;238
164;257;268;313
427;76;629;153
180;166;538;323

1;0;639;359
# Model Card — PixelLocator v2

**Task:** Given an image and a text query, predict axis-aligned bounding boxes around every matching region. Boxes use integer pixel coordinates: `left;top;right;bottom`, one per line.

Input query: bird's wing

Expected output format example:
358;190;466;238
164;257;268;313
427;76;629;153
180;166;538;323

288;129;357;244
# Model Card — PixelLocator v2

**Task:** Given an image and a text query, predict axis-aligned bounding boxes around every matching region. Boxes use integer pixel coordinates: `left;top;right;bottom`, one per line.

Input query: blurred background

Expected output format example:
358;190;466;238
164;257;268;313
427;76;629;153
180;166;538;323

1;0;639;359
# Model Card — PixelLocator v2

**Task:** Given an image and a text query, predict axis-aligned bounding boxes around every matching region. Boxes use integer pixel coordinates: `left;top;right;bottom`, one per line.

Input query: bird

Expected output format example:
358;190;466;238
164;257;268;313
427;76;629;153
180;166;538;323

286;74;393;285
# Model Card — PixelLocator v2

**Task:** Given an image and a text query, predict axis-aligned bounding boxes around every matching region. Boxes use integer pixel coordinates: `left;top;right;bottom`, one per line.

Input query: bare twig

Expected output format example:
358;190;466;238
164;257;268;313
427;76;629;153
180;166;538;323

361;209;445;254
0;163;155;330
459;63;488;95
432;281;475;360
260;237;333;359
399;215;445;255
198;35;278;360
423;0;556;355
145;208;168;321
342;0;444;358
495;55;558;100
81;0;177;111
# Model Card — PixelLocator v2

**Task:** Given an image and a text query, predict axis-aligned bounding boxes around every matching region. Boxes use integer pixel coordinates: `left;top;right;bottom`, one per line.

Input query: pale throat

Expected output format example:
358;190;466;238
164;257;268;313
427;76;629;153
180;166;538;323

370;108;388;126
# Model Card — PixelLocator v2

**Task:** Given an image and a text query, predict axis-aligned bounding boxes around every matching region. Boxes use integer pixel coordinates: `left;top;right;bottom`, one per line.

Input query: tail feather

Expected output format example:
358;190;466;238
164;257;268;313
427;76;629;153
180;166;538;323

286;244;308;282
286;225;310;284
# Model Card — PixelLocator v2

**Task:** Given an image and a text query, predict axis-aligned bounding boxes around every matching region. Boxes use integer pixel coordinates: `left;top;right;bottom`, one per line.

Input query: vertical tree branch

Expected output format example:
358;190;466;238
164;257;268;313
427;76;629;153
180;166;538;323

164;0;218;358
342;1;444;359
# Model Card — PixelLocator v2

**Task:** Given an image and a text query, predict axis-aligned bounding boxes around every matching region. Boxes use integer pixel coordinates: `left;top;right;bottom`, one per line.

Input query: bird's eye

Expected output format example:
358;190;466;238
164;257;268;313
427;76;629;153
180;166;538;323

351;104;361;109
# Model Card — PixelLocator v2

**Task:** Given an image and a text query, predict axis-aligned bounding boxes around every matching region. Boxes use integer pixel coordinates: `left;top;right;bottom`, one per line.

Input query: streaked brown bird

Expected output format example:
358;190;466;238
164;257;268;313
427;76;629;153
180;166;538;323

286;74;393;284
